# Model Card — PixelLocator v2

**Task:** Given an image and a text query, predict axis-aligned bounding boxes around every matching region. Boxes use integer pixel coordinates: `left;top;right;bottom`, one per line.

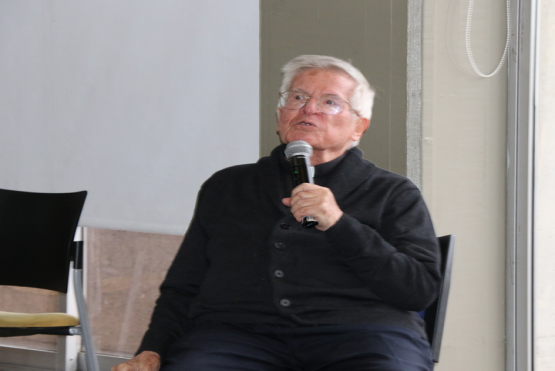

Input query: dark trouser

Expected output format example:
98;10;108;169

161;322;433;371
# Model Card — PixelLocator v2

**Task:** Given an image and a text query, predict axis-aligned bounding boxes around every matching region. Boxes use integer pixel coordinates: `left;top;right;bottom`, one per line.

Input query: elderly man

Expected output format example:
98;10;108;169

114;55;440;371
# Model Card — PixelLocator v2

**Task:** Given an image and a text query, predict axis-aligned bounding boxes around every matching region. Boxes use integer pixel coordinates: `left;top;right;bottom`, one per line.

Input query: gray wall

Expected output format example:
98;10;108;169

260;0;408;175
422;0;508;369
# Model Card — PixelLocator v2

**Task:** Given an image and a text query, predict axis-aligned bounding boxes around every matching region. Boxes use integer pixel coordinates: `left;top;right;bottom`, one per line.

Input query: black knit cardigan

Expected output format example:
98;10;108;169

138;144;441;360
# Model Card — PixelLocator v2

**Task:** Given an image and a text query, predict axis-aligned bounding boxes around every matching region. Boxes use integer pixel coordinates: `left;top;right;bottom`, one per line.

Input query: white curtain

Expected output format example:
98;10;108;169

0;0;260;234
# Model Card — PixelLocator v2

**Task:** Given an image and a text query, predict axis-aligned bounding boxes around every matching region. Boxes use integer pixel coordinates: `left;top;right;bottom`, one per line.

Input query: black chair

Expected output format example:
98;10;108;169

0;188;99;371
424;234;455;365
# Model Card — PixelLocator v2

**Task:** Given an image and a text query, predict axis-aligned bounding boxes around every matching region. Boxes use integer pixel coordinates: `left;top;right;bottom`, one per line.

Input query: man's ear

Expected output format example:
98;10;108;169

275;108;282;136
351;117;370;141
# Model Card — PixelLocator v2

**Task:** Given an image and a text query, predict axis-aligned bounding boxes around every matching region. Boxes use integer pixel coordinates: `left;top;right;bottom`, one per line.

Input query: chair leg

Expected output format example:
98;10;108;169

58;274;80;371
56;335;79;371
73;269;100;371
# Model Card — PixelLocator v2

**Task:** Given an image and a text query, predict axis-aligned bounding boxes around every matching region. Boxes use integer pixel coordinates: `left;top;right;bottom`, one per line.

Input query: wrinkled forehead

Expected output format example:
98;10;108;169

288;68;357;98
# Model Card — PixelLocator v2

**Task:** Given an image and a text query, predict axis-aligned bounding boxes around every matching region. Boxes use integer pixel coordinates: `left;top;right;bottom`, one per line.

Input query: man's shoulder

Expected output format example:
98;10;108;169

204;162;258;186
214;162;257;176
369;165;417;190
348;153;418;193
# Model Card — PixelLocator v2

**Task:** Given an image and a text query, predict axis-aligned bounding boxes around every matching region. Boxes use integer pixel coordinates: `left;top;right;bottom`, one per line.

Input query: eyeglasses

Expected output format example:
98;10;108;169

278;90;357;116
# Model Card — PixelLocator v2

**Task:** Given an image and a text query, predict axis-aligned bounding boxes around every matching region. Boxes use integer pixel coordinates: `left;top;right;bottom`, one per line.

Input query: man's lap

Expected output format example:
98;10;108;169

161;322;433;371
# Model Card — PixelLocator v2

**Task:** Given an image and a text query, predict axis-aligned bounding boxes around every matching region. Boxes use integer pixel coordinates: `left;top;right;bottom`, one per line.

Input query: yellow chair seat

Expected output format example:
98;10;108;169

0;311;79;328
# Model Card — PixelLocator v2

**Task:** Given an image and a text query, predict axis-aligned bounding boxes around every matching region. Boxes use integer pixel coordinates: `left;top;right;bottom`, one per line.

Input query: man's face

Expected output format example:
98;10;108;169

277;69;368;164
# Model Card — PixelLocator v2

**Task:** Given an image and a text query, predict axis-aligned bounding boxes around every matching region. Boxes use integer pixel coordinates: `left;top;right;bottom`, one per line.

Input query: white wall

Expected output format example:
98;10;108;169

423;0;508;369
535;1;555;369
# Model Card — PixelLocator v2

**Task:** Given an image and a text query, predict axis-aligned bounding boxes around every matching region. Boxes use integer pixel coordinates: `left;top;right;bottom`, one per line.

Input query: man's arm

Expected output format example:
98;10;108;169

284;182;441;311
135;182;212;360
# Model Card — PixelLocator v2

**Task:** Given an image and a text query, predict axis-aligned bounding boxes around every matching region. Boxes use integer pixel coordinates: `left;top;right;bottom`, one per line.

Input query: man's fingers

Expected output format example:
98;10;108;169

290;199;318;217
112;364;136;371
286;184;342;231
111;351;160;371
290;183;319;197
292;206;317;222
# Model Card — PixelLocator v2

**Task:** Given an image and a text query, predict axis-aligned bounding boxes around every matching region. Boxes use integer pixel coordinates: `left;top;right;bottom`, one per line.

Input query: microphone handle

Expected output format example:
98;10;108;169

290;156;319;228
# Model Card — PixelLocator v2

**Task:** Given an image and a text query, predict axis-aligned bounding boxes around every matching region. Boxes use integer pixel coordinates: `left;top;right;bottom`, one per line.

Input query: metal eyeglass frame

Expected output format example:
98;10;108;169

278;90;359;116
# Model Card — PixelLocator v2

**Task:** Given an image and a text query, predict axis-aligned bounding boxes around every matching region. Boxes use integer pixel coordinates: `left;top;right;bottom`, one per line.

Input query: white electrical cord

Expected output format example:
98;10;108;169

465;0;511;77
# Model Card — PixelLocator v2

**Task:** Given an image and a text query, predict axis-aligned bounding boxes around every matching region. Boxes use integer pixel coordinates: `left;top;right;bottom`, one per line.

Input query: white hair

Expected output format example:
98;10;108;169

279;55;375;121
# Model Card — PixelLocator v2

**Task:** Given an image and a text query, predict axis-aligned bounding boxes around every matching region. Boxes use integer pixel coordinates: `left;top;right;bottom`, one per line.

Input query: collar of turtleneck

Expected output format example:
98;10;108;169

278;145;353;189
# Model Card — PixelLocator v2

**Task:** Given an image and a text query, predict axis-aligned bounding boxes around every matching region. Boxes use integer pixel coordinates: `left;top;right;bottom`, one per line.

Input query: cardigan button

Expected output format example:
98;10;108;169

274;269;284;278
273;242;285;250
279;299;291;307
280;223;292;230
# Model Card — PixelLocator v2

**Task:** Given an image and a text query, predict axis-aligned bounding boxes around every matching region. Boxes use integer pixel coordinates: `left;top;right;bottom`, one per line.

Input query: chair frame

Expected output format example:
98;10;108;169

0;188;99;371
71;239;100;371
425;234;455;364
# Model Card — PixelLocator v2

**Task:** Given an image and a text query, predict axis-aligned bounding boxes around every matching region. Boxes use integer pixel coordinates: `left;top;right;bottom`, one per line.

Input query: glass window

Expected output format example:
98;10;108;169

86;228;182;357
0;286;58;351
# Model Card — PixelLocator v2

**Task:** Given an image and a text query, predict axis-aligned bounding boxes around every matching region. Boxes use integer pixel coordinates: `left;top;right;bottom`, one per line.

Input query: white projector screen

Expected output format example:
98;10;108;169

0;1;260;235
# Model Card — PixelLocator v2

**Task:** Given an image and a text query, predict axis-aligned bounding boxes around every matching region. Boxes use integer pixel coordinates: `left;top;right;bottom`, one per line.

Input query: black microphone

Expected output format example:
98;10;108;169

284;141;318;229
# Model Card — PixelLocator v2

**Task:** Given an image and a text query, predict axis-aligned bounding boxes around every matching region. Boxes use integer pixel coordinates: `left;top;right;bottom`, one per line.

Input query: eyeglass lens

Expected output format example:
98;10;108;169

280;91;344;114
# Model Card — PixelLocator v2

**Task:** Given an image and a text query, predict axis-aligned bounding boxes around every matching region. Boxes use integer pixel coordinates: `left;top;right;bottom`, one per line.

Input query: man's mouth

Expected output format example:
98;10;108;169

297;121;315;127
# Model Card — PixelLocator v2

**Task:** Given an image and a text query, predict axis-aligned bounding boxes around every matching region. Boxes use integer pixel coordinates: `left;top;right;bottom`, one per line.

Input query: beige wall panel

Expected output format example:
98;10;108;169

260;0;408;175
422;0;507;370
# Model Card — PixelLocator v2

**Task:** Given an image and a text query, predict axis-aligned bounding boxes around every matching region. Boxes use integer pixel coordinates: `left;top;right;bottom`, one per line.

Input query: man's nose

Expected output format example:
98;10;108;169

301;96;320;114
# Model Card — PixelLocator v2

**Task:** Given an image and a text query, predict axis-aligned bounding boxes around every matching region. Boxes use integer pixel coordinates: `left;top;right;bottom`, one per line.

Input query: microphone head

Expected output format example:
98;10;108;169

285;141;313;159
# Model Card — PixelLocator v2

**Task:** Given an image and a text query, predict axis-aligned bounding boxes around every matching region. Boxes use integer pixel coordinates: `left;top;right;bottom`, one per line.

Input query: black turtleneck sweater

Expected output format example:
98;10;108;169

138;145;441;360
279;147;347;192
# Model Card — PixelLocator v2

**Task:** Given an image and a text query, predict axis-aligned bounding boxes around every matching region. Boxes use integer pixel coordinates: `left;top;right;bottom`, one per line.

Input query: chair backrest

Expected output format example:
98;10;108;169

424;234;455;363
0;188;87;293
